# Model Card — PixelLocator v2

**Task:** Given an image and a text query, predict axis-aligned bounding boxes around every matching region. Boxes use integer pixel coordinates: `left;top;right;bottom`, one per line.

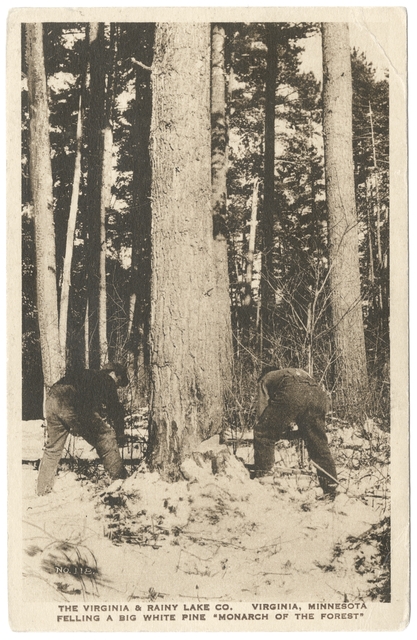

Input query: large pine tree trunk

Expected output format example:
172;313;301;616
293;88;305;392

211;24;233;400
26;23;64;388
322;22;369;414
148;23;223;479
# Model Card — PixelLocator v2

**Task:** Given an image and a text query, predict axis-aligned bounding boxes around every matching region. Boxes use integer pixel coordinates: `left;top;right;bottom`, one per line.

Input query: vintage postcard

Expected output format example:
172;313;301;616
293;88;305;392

7;6;408;632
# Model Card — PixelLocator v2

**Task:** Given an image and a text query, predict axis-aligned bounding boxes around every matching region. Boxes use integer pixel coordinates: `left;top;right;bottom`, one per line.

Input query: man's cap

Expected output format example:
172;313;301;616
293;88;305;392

101;362;129;386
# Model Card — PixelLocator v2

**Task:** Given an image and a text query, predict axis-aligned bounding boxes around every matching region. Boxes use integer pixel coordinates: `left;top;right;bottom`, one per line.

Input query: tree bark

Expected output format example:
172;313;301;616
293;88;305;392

148;23;223;478
322;22;369;414
26;23;64;388
211;24;233;399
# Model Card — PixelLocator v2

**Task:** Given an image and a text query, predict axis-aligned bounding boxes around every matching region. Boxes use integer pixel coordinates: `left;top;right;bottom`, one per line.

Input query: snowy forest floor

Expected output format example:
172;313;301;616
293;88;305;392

21;416;390;604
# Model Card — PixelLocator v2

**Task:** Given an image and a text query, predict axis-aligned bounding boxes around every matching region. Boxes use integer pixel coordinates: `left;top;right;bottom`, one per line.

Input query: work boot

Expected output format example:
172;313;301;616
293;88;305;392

318;481;338;501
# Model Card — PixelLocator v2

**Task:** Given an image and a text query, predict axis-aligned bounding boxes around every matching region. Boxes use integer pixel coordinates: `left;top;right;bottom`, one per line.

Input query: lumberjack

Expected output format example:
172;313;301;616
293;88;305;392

254;368;338;498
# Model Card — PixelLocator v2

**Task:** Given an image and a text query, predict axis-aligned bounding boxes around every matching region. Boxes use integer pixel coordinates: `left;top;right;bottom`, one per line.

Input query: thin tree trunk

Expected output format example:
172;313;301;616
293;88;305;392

84;299;89;368
368;101;383;267
129;26;154;398
26;23;64;388
245;177;259;306
97;24;116;367
322;22;368;414
261;23;278;356
306;302;313;376
148;23;222;478
211;25;228;220
211;24;233;396
241;177;259;346
365;176;375;284
86;22;106;370
99;122;111;367
59;68;86;365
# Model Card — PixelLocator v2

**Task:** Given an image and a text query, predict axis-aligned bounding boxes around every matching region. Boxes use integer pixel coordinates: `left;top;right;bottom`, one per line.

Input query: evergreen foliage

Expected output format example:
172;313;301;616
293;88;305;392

22;22;389;422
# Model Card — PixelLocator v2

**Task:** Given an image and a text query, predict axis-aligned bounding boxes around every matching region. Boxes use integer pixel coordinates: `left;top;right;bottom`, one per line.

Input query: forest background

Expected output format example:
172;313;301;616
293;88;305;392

22;20;389;473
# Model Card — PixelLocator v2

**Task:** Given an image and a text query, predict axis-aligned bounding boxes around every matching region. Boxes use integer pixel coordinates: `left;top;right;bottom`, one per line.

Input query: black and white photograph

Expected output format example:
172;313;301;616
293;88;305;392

6;5;408;632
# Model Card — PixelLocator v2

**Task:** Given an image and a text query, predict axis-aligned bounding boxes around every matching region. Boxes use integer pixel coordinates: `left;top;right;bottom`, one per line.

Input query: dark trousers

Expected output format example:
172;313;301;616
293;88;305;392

254;382;337;494
37;385;127;496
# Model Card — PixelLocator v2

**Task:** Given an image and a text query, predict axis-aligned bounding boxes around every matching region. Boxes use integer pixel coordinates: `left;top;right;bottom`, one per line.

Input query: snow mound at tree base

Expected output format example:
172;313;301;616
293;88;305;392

22;427;390;603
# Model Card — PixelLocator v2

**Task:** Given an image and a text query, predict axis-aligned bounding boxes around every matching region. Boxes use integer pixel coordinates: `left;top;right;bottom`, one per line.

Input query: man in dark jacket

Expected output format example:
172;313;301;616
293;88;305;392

255;368;338;497
37;363;129;496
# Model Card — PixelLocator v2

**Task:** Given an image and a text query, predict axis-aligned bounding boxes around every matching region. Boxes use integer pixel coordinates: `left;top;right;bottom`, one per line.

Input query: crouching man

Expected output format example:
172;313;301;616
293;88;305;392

254;368;338;498
37;362;129;496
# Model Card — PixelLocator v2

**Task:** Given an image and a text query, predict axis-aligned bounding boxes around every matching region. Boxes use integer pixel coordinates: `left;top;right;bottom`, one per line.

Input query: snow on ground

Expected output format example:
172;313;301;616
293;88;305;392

21;418;390;604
